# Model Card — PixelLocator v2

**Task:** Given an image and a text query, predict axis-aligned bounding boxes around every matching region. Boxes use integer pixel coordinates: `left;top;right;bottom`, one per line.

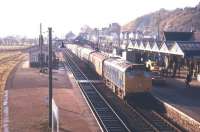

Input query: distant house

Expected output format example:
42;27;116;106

108;23;121;34
29;45;58;68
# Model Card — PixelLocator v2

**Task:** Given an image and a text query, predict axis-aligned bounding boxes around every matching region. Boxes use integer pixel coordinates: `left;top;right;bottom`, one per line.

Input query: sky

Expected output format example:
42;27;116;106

0;0;199;38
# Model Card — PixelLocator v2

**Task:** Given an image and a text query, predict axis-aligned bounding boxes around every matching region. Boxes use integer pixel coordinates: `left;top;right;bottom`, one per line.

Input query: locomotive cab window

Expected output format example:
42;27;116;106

126;64;145;76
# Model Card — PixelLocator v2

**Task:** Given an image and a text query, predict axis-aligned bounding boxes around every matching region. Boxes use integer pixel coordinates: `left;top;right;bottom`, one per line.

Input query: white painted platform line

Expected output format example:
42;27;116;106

52;99;59;132
22;60;29;69
3;90;9;132
77;80;104;83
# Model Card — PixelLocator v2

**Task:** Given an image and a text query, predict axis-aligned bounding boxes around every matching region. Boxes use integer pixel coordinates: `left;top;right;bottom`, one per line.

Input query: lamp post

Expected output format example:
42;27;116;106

48;27;53;128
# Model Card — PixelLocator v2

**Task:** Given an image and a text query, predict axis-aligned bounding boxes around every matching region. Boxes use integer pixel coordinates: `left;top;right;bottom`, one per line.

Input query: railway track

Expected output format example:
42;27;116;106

0;52;26;130
0;53;23;65
127;94;184;132
63;48;183;132
63;49;130;132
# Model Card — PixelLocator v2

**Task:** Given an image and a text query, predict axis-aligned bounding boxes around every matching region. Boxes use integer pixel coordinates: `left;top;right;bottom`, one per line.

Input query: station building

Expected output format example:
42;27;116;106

29;45;58;67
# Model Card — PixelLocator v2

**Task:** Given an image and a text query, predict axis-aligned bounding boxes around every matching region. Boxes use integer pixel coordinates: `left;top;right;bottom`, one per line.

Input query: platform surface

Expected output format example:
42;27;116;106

152;78;200;122
4;59;100;132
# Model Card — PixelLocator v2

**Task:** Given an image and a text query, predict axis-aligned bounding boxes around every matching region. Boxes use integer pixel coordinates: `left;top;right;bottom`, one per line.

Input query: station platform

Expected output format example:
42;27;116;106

4;58;100;132
151;77;200;122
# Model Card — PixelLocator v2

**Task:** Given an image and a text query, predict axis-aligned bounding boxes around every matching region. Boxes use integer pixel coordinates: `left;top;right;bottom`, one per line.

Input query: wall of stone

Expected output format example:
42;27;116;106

157;98;200;132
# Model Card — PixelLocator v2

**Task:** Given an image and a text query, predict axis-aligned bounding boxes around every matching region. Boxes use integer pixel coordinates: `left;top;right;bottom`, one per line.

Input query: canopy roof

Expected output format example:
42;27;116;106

122;40;200;57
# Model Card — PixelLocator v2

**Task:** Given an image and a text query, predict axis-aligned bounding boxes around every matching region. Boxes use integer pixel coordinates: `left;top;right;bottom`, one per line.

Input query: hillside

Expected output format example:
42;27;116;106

122;3;200;33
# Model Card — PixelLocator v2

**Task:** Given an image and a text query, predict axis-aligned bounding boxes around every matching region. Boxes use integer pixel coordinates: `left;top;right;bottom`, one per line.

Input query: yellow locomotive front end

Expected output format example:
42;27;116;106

125;64;152;97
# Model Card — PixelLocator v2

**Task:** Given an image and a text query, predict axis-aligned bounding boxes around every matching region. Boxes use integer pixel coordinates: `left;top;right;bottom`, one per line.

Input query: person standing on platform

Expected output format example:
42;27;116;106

185;73;192;88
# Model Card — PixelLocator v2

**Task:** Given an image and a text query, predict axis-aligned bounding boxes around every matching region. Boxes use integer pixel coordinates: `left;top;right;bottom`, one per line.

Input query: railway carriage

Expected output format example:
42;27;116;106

66;44;77;55
67;44;94;63
66;44;85;68
76;46;82;59
89;52;108;76
80;47;94;63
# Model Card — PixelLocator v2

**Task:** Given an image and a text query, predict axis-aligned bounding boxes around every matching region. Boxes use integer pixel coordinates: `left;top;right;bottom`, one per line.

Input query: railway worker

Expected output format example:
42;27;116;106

185;73;192;88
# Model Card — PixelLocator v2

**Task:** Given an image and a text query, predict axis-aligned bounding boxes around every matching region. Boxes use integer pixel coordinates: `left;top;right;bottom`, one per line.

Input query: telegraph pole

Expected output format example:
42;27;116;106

96;28;99;51
157;12;160;41
118;32;120;48
39;23;44;72
48;27;53;128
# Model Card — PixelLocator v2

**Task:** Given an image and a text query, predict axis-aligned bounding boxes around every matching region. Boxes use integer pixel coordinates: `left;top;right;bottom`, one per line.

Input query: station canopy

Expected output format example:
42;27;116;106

176;41;200;57
151;41;159;52
139;41;145;50
127;40;134;49
134;40;140;49
123;39;200;58
159;42;169;54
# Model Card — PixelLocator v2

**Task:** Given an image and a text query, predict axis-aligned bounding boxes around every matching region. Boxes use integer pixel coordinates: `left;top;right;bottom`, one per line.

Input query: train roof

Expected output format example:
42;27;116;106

90;51;109;60
81;47;94;53
104;58;143;72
